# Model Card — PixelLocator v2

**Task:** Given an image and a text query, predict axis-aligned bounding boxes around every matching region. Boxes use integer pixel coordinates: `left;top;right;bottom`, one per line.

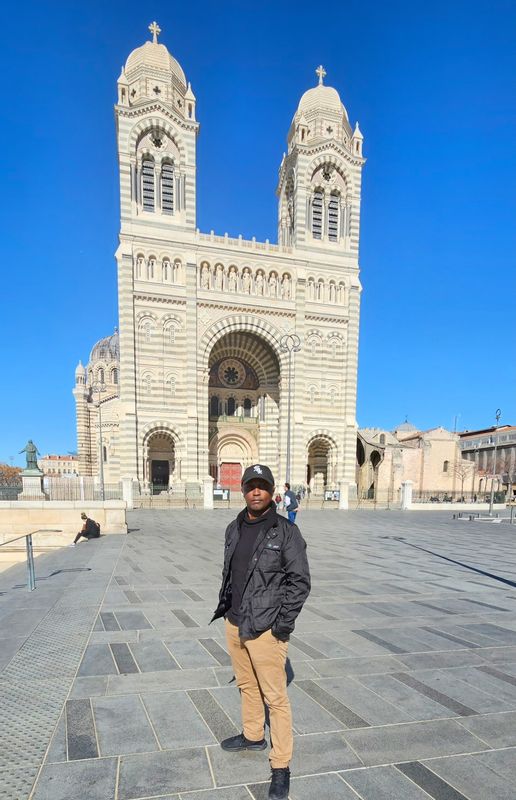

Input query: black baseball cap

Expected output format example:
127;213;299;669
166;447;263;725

241;464;275;489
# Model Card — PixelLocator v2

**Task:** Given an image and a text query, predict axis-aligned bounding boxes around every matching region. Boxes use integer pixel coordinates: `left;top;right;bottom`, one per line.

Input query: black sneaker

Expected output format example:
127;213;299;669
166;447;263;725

269;767;290;799
220;733;267;752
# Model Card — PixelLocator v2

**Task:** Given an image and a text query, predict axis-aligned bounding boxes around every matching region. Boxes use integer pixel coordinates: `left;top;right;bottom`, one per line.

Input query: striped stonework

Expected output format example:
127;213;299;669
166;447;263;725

74;31;365;498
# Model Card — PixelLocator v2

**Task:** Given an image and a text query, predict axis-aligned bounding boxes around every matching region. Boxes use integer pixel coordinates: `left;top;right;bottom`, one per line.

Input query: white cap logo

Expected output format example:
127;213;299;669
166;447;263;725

253;465;263;474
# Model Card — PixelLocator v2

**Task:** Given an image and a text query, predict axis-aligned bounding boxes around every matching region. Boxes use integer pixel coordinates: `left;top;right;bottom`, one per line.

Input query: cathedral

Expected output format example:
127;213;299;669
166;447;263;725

74;22;365;498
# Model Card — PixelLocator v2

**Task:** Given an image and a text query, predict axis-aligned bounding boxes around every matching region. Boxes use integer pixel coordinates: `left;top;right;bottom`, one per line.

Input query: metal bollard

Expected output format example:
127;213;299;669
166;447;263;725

26;534;36;591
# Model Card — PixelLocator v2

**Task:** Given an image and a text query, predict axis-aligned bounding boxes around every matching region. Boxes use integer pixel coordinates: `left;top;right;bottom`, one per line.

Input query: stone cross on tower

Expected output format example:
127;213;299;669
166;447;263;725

149;21;161;43
316;65;327;85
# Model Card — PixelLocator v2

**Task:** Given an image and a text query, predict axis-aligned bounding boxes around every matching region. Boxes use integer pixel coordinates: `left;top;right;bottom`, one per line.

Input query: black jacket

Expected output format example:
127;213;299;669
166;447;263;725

211;507;311;640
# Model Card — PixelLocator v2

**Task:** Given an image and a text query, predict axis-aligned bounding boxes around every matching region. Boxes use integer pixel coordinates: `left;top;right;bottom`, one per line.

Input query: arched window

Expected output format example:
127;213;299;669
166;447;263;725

328;193;340;241
379;434;386;445
112;368;118;385
243;398;252;417
210;395;219;417
162;259;170;281
141;158;155;211
147;257;155;280
136;255;144;279
161;162;174;214
98;368;105;384
443;460;449;472
311;190;323;239
317;280;325;302
227;397;236;416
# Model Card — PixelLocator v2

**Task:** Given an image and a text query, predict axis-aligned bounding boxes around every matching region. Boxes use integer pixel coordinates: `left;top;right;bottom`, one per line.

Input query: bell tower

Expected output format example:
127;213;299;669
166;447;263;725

277;66;365;254
115;22;199;233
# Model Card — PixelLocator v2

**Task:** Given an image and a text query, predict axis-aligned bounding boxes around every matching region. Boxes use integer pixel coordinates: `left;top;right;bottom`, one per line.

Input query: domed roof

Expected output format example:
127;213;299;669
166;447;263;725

124;22;187;91
395;419;417;432
295;65;349;122
298;84;348;120
89;330;119;364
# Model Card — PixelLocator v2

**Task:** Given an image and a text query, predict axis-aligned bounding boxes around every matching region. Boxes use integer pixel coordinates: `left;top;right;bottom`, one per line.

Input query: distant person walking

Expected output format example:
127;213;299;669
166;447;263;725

70;513;100;546
283;483;299;523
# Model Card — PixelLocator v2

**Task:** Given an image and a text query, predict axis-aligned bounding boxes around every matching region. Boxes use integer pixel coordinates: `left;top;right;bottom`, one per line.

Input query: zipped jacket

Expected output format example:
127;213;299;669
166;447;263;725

211;507;311;640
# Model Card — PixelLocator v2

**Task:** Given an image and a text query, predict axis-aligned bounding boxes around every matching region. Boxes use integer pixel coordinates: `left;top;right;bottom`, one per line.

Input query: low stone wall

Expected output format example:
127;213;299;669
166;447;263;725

0;501;127;548
408;502;506;513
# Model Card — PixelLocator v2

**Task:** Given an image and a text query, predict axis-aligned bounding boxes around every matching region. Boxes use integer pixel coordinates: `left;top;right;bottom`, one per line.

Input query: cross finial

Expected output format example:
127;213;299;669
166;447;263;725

149;21;161;44
316;65;327;85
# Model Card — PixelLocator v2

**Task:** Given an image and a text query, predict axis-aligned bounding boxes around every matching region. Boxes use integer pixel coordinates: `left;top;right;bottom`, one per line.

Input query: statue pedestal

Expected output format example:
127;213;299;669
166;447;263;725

19;470;46;500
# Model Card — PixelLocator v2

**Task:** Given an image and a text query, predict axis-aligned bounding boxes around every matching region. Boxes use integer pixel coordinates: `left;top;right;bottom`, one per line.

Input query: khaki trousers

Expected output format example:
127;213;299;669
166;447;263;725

225;620;293;769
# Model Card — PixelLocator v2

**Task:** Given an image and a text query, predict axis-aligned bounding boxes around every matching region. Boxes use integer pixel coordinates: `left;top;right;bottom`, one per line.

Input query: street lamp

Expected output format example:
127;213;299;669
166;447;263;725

279;333;301;484
91;383;107;501
489;408;502;516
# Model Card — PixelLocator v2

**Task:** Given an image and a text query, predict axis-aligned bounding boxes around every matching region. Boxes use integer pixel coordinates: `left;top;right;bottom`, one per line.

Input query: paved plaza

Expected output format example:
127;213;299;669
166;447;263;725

1;510;516;799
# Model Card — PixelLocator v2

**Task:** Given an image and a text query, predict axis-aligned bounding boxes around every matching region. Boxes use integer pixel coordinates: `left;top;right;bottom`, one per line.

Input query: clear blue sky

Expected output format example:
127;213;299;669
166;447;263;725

1;0;515;464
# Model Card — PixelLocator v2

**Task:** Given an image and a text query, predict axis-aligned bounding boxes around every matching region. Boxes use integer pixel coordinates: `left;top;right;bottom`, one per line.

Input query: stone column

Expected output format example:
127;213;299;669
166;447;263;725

121;475;134;510
338;480;349;510
401;480;413;510
203;476;214;509
185;260;199;481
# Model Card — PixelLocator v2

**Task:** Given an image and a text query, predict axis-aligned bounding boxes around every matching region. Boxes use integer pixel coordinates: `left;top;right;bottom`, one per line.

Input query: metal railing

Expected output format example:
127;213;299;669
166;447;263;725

0;529;62;591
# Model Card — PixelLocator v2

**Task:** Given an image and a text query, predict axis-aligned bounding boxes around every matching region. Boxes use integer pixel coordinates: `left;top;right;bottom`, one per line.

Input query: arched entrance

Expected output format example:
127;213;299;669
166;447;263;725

306;435;338;495
143;430;177;493
207;330;280;488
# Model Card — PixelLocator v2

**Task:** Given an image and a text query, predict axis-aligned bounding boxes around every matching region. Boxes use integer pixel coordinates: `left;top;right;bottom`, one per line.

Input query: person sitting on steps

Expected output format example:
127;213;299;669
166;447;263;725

69;513;101;546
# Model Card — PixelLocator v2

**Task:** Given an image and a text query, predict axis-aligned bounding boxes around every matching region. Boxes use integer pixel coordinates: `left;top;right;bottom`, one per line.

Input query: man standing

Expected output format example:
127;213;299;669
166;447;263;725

211;464;310;800
283;482;299;523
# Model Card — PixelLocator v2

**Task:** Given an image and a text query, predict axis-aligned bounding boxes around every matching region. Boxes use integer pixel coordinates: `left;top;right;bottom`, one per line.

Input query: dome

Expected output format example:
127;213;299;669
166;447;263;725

297;84;348;121
124;23;187;91
89;330;119;364
395;419;417;433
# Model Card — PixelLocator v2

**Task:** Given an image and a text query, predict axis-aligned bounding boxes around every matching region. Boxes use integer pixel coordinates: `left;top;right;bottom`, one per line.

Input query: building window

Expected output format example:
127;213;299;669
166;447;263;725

327;193;340;241
141;158;155;211
112;368;118;385
147;257;155;280
168;327;175;345
379;434;386;445
443;460;449;472
227;397;236;416
98;368;105;384
243;398;252;417
210;395;219;417
312;190;323;239
161;162;174;214
103;445;108;463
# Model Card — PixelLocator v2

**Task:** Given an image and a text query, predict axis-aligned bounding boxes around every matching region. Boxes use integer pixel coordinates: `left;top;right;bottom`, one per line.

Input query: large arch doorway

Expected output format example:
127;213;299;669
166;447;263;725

207;331;280;487
144;431;177;493
306;435;337;495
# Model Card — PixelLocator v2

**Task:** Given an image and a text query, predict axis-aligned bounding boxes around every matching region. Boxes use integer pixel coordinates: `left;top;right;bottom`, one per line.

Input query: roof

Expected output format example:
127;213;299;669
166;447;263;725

460;425;514;438
89;330;120;364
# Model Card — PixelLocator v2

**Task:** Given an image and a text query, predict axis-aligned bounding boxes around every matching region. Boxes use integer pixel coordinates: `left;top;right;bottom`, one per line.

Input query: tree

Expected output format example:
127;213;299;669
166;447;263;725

0;463;22;485
451;459;475;496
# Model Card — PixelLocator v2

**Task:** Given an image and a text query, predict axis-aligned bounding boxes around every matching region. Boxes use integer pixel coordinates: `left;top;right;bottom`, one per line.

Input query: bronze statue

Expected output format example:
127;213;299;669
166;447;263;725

19;439;40;471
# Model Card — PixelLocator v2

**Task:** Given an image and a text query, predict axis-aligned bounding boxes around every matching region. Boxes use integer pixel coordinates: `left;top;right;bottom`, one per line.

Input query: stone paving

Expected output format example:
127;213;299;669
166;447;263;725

1;510;516;799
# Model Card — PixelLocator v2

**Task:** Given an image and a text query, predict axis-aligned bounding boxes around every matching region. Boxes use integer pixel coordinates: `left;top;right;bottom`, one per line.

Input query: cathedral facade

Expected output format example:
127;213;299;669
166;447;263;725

74;22;365;497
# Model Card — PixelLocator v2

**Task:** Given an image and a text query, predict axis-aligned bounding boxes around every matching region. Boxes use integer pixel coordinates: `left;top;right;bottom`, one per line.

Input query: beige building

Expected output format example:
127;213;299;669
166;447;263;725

357;423;477;501
459;425;516;498
38;454;79;477
74;23;365;496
